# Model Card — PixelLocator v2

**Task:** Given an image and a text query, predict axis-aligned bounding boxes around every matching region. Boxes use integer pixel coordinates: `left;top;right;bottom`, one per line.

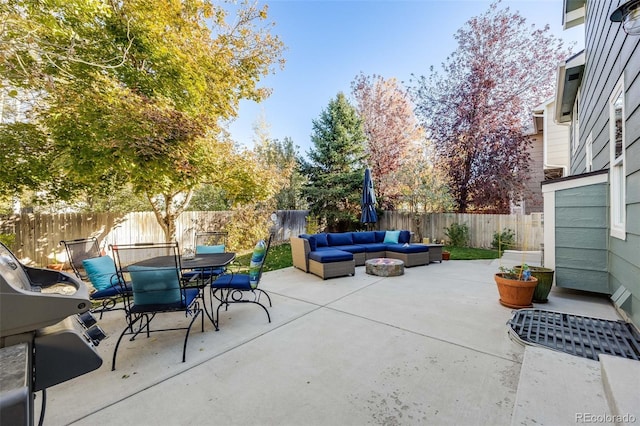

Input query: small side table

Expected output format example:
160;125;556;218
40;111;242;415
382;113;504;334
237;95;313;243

423;244;444;263
365;258;404;277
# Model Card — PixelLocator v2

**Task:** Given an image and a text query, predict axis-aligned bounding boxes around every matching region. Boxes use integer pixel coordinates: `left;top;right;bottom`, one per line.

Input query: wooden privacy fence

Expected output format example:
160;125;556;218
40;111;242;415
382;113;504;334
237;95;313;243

0;210;309;267
378;211;544;250
0;210;542;266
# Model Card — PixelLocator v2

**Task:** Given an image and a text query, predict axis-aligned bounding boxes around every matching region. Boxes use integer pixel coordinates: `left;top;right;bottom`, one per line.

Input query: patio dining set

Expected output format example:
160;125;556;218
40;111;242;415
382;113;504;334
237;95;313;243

59;232;274;370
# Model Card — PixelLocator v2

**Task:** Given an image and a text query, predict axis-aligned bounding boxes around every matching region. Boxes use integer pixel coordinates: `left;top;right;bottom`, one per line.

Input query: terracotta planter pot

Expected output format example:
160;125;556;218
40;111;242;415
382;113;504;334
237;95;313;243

46;264;64;271
514;266;554;303
442;251;450;261
494;273;538;309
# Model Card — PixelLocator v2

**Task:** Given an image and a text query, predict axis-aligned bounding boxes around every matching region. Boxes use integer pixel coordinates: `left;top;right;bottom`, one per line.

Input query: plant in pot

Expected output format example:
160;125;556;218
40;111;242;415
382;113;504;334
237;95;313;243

513;265;554;303
494;264;538;309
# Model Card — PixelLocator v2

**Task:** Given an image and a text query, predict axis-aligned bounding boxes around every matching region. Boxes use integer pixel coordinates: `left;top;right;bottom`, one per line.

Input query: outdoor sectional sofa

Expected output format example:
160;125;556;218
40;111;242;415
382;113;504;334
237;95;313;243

290;230;430;280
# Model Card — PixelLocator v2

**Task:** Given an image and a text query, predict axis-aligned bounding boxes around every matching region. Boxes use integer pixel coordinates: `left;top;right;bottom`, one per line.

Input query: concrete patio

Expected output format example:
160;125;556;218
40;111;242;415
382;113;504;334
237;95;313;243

38;259;638;425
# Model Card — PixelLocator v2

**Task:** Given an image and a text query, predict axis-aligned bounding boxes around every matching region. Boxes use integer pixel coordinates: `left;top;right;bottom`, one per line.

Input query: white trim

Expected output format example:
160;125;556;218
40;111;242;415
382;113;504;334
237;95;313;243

543;190;556;271
541;172;608;193
585;132;593;172
563;4;585;30
609;76;626;241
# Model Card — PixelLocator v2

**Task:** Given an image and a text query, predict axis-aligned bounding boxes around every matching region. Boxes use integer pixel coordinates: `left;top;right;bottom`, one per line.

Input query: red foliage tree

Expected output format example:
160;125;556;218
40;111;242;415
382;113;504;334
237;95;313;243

410;2;571;213
352;73;424;210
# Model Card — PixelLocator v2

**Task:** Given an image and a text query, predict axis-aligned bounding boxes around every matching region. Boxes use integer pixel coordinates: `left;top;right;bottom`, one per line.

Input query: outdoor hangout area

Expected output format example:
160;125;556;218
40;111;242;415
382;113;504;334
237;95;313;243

19;258;638;425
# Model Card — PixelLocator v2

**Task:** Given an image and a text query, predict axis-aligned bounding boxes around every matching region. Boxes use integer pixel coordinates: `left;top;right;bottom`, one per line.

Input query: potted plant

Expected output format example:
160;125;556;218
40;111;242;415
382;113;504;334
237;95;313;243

513;265;554;303
494;264;538;308
46;248;65;271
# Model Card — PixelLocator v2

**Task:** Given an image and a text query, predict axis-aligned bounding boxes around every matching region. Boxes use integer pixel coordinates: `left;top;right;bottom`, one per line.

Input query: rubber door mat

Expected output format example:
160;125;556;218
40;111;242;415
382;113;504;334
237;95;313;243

508;309;640;361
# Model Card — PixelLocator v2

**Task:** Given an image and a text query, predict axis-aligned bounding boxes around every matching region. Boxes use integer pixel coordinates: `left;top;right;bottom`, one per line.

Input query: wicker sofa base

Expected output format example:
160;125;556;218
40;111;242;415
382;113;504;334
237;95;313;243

385;251;429;267
309;259;355;280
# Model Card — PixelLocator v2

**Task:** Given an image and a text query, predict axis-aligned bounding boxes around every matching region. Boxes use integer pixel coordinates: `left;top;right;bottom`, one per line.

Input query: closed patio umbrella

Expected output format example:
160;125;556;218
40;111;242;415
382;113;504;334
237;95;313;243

361;168;377;228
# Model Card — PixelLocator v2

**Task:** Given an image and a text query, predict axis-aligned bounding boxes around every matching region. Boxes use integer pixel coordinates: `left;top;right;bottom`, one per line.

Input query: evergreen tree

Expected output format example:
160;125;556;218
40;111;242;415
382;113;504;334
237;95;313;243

301;93;366;231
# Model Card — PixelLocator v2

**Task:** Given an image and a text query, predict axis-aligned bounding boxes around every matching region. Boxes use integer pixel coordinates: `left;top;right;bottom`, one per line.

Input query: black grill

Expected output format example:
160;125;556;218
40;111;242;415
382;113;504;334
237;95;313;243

508;309;640;361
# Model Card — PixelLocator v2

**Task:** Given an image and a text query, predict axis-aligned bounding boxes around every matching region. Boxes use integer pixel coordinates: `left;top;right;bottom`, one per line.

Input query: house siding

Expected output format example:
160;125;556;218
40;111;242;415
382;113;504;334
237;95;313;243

554;183;608;293
571;0;640;325
544;102;570;171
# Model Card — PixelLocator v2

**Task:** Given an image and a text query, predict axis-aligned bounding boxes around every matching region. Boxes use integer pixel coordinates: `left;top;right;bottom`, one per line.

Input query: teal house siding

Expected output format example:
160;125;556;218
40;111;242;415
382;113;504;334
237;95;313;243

551;0;640;327
554;184;608;293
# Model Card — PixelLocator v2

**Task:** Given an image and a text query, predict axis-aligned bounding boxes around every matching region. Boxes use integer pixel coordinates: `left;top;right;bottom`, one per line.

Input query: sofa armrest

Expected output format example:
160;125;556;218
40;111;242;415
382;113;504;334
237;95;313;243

290;236;310;272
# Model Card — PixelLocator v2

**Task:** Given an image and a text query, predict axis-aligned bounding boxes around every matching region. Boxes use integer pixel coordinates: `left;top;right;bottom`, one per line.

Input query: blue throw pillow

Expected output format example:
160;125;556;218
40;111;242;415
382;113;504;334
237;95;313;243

196;244;225;254
127;265;181;306
82;256;117;291
398;230;411;244
383;230;401;244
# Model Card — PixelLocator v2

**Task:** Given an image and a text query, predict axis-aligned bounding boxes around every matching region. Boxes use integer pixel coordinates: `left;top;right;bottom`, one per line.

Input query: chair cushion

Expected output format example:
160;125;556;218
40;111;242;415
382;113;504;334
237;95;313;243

374;231;387;243
210;273;252;290
309;249;353;263
130;288;199;312
128;265;182;306
196;244;225;254
82;256;117;291
385;243;429;254
249;240;267;287
352;231;376;244
327;232;353;246
383;230;401;244
398;230;411;244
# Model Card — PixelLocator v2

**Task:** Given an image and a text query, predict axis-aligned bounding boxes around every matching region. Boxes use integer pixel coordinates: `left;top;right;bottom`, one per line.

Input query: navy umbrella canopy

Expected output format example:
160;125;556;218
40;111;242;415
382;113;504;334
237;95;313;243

361;168;378;226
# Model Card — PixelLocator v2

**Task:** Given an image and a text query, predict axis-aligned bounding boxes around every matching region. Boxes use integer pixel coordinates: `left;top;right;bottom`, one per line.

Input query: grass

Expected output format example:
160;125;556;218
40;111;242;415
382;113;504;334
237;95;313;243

444;246;500;260
233;242;293;272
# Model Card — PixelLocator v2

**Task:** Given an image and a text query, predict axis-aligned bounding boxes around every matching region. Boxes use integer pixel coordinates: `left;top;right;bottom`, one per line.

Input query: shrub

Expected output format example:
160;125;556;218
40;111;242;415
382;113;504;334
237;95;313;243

444;222;469;247
492;228;515;250
0;234;16;249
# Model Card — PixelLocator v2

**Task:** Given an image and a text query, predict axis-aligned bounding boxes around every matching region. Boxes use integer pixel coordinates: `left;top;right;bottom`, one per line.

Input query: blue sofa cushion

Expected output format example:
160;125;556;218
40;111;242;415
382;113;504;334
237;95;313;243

384;230;401;244
330;245;365;254
302;235;317;251
314;233;329;247
352;231;376;244
196;244;225;254
358;243;388;252
309;249;353;263
398;230;411;244
385;244;429;254
327;232;353;246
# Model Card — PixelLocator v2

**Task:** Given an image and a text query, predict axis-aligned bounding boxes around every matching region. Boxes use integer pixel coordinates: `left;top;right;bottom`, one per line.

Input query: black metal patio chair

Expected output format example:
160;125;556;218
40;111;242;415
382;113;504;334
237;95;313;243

60;237;128;318
209;233;273;330
110;242;204;370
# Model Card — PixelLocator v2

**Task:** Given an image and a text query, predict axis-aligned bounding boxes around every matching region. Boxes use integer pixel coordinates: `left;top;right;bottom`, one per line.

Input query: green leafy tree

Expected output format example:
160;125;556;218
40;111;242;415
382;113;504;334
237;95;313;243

256;136;305;210
301;93;366;232
0;0;285;240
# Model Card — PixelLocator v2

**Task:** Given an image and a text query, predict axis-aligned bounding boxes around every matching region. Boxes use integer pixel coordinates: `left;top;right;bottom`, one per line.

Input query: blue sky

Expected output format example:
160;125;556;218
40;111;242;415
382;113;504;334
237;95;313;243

227;0;585;156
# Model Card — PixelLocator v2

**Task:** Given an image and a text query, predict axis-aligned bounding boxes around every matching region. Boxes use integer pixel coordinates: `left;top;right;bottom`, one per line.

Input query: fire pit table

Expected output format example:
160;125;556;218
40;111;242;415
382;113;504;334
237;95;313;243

365;258;404;277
